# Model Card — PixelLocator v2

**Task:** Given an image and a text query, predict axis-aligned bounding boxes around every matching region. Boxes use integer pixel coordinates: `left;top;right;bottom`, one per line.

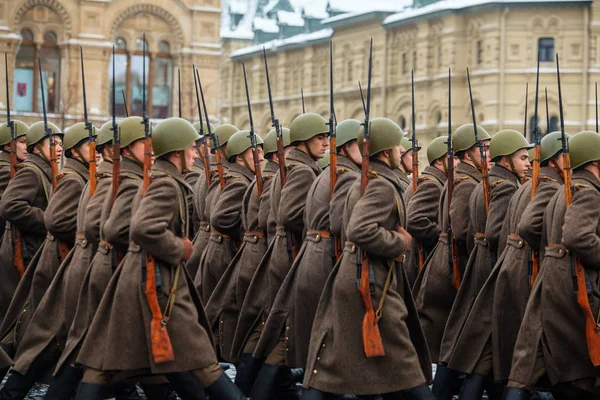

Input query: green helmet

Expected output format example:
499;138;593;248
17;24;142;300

540;131;570;163
400;136;421;156
289;113;328;143
427;136;449;165
452;124;491;153
210;124;238;151
27;121;63;148
569;131;600;170
63;122;97;151
0;120;29;146
97;121;114;147
263;127;291;156
193;121;216;138
119;116;146;148
317;152;330;169
489;129;533;160
336;119;361;148
152;117;200;158
227;130;264;159
358;118;404;156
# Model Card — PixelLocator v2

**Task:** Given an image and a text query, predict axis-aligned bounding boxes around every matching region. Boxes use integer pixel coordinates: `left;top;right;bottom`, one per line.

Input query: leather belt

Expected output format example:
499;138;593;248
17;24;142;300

75;233;88;248
307;229;331;242
474;232;488;246
98;240;112;255
210;230;231;243
507;233;526;249
344;241;357;254
545;243;567;258
244;231;264;244
199;220;210;232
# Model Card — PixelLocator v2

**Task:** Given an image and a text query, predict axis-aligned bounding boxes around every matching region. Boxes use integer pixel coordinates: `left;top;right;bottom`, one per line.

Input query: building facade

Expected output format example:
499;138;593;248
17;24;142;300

220;0;600;163
0;0;221;129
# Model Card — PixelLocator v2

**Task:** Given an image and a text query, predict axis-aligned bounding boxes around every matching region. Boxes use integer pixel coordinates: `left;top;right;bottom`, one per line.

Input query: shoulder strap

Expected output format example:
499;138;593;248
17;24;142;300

24;163;50;201
490;179;505;189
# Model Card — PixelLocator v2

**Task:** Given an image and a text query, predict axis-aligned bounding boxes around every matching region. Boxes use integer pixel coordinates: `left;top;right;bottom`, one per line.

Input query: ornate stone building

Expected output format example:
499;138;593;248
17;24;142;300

220;0;600;162
0;0;221;129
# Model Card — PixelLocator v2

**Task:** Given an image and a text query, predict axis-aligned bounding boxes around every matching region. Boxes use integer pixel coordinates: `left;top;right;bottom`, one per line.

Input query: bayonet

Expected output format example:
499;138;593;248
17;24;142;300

301;88;305;114
80;47;97;196
242;62;263;196
111;46;121;205
38;56;58;188
192;64;211;187
178;68;182;118
263;47;287;185
122;89;129;117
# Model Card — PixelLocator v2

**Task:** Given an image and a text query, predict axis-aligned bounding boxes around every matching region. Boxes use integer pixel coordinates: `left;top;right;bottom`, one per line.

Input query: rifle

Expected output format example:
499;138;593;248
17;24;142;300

5;53;24;277
596;82;598;134
178;68;182;118
122;89;129;117
357;39;384;358
111;47;121;204
138;34;176;364
38;57;58;189
529;60;541;286
447;69;461;290
301;88;305;114
557;54;600;366
80;47;97;197
327;42;342;260
523;83;528;138
545;87;550;133
411;71;425;271
196;68;224;190
242;62;263;196
192;64;211;187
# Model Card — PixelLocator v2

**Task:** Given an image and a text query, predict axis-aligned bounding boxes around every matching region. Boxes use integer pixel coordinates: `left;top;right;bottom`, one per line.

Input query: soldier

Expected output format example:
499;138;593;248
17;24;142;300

199;130;264;308
506;131;600;399
404;136;452;286
238;113;328;400
0;121;63;322
0;122;94;400
441;131;568;399
302;117;433;400
250;119;362;395
186;121;214;236
75;118;244;400
0;120;29;240
440;130;532;399
414;124;489;399
228;128;292;396
188;124;238;284
395;136;414;193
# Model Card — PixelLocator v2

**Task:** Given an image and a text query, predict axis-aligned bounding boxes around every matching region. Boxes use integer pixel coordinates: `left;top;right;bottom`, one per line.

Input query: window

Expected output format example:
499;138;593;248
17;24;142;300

412;50;417;71
549;116;559;133
111;36;173;118
476;40;483;65
402;53;408;75
399;115;406;130
538;38;554;62
347;60;353;83
13;29;60;113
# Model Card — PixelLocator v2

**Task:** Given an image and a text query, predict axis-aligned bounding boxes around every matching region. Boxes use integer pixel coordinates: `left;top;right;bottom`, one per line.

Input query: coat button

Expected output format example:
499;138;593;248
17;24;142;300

313;369;318;374
316;234;320;241
322;343;325;348
286;326;290;330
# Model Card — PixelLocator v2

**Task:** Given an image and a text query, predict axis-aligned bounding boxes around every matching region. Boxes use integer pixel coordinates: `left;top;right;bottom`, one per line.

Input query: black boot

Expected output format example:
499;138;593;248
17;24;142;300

250;363;279;400
458;373;488;400
0;343;15;382
114;382;141;400
551;383;599;400
234;353;264;396
290;369;305;384
166;372;207;400
140;383;177;400
503;387;530;400
302;388;327;400
431;364;460;400
485;380;507;400
204;373;245;400
74;383;105;400
400;384;436;400
0;369;41;400
45;365;84;400
276;366;301;400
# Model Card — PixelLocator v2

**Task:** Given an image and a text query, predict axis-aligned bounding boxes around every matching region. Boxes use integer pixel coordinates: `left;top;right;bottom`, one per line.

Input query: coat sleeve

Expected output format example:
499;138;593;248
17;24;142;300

210;176;249;237
450;179;476;245
0;167;46;233
104;179;141;252
279;166;316;234
562;185;600;268
518;182;558;251
346;178;408;259
83;178;111;244
44;175;83;245
486;182;517;256
406;179;442;247
329;171;358;238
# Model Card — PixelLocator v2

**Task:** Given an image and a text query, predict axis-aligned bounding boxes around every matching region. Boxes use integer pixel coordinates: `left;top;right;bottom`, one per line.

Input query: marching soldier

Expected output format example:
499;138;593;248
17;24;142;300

0;122;94;400
189;124;238;286
75;118;244;400
404;136;452;285
506;131;600;399
0;120;29;240
440;130;532;399
0;121;63;322
302;118;433;400
395;136;414;193
414;124;489;399
186;121;214;236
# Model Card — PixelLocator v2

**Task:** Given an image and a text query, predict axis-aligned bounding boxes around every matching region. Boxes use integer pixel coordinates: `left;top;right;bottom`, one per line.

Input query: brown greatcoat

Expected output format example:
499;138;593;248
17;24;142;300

11;158;93;375
0;158;86;351
303;160;431;395
0;152;13;240
205;161;278;363
199;163;254;306
185;158;206;237
405;166;447;286
442;165;518;368
77;159;217;375
58;159;139;372
395;168;410;194
413;162;481;362
511;169;600;387
254;156;360;368
0;153;52;321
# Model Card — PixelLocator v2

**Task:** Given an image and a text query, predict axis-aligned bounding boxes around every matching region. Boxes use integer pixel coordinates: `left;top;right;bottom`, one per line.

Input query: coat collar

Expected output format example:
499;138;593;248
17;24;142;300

0;152;10;163
539;165;563;183
371;159;403;194
456;161;482;182
263;160;279;174
286;148;321;175
423;165;447;184
152;159;192;191
336;154;360;173
25;153;52;180
63;157;90;180
227;161;256;181
573;168;600;190
491;164;519;185
120;157;143;177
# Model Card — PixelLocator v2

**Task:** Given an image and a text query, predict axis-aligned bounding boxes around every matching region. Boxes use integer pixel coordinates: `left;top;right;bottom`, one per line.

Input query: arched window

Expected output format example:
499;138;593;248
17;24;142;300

549;116;559;133
399;115;406;130
111;36;173;118
14;29;35;112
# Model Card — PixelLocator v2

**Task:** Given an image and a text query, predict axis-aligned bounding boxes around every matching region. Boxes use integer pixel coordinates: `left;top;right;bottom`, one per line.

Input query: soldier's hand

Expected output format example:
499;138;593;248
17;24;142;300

180;237;193;261
395;226;413;251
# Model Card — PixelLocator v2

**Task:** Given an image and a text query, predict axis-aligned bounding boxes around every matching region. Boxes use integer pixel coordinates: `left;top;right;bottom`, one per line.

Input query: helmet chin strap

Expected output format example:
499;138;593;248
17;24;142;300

304;141;319;161
467;149;482;171
35;143;51;164
180;152;189;174
400;154;410;173
441;157;448;175
73;146;89;168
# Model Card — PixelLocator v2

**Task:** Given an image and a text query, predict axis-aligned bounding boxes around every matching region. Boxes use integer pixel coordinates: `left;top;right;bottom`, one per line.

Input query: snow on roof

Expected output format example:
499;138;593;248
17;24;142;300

229;0;248;14
253;17;280;32
263;0;280;15
230;28;333;59
277;10;305;26
221;0;258;40
383;0;590;27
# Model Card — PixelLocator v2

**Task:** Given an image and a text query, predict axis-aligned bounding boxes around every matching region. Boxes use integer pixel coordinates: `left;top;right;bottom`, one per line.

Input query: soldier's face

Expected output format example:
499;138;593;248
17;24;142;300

401;149;413;173
239;146;264;173
126;139;149;163
509;149;532;179
183;144;198;170
36;136;62;160
468;140;491;169
15;136;27;161
390;145;402;169
307;134;329;159
344;141;362;166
